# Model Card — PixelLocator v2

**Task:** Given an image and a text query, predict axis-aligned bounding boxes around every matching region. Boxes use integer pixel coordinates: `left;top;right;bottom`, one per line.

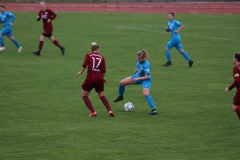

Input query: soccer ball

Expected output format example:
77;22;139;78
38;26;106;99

124;102;134;112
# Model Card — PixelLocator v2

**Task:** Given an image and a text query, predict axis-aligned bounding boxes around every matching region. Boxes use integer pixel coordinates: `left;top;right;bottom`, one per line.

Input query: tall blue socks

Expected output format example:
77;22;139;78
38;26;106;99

145;95;155;110
12;39;20;48
119;84;125;96
182;51;190;62
165;50;171;62
0;36;4;47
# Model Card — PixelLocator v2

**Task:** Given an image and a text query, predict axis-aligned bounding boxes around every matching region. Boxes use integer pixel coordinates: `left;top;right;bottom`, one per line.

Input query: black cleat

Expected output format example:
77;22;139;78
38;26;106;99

149;109;158;115
163;61;172;67
32;51;40;56
113;96;124;102
189;60;194;67
61;47;65;55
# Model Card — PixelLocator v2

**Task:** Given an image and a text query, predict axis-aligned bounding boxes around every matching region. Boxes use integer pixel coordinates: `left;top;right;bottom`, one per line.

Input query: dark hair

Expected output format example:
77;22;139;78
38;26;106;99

0;5;5;8
235;53;240;61
91;45;99;51
169;12;174;17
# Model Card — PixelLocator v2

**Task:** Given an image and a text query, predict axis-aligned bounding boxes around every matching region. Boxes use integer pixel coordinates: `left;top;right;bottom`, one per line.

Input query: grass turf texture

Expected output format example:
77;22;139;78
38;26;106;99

0;12;239;159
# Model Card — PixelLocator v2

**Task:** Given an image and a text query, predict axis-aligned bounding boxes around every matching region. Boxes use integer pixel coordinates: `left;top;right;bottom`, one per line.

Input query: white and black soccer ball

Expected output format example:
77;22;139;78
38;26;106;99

124;102;134;112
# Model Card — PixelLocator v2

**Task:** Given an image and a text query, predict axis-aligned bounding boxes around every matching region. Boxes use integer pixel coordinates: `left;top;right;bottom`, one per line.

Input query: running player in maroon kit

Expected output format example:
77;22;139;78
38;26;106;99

225;52;240;130
77;42;115;117
32;1;65;56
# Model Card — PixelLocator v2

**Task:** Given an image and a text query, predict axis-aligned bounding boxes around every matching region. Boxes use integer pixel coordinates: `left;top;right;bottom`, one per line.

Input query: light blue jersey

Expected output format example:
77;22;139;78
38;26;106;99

167;19;182;40
164;17;192;66
0;11;15;28
0;11;15;37
131;59;152;88
0;11;21;49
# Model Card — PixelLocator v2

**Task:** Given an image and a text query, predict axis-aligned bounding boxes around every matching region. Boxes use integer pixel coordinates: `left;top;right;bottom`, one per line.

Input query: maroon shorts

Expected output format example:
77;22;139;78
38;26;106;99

233;95;240;106
82;78;104;93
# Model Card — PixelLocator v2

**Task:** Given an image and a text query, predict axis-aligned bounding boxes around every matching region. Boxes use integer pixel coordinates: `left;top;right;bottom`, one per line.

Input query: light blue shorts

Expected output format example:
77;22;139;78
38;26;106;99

0;26;13;37
130;75;152;89
166;38;183;51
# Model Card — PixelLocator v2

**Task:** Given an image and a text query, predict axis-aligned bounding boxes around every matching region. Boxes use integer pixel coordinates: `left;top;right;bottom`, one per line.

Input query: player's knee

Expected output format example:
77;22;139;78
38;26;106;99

179;50;184;54
232;106;237;112
165;47;169;50
119;81;125;86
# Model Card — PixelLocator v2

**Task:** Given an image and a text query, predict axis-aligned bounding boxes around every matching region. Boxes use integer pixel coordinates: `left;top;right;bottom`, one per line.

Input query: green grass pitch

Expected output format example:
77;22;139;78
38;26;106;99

0;12;239;159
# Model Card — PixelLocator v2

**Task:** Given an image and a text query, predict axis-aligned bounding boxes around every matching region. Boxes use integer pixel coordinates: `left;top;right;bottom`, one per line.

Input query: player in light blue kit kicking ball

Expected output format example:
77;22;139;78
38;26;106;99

0;5;22;52
113;49;157;115
163;12;193;67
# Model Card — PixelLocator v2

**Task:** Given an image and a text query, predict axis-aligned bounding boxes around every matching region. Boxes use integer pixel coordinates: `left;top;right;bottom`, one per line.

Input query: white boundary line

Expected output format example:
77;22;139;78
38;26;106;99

116;26;240;43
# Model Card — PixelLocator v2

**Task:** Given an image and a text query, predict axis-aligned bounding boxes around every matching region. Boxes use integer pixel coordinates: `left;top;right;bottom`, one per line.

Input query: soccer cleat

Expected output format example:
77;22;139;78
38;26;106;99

88;111;97;117
149;109;158;115
18;47;23;53
61;47;65;55
108;111;115;117
189;60;194;67
0;47;5;51
163;61;172;67
113;96;124;102
32;51;40;56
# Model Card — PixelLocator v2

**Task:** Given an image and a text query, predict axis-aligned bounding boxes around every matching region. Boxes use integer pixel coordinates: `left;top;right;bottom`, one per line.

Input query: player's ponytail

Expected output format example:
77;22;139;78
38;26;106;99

137;49;148;61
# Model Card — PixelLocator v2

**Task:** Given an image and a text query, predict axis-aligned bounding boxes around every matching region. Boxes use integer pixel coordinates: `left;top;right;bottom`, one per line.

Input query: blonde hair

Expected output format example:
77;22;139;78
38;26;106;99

137;49;148;60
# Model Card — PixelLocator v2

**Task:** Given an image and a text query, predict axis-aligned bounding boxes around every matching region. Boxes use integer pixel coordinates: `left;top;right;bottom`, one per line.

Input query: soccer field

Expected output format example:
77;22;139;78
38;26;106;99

0;12;239;159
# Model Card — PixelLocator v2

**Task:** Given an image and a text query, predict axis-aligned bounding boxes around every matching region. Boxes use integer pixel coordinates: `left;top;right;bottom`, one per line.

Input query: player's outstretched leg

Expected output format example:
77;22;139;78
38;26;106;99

11;38;22;53
32;41;44;56
113;84;125;102
0;36;5;51
82;96;97;117
145;95;158;115
100;96;115;117
163;50;172;66
52;40;64;55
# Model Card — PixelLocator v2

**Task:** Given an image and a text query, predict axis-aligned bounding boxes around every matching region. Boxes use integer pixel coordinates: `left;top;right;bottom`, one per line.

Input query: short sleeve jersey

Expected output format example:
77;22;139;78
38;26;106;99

82;52;106;80
228;66;240;92
37;9;56;33
167;19;182;40
135;60;152;80
0;11;15;27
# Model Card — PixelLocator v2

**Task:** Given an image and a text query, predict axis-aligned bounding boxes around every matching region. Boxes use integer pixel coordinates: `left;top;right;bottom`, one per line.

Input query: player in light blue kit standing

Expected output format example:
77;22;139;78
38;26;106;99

113;49;157;115
0;5;22;52
163;12;193;67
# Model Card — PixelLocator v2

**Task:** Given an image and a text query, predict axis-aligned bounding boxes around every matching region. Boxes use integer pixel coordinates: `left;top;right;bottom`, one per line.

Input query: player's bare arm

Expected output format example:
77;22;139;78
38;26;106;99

77;67;85;75
175;26;184;33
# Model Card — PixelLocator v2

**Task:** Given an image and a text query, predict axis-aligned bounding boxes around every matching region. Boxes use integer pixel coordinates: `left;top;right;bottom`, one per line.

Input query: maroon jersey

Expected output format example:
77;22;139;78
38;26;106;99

228;66;240;91
82;52;106;80
37;9;57;34
228;66;240;105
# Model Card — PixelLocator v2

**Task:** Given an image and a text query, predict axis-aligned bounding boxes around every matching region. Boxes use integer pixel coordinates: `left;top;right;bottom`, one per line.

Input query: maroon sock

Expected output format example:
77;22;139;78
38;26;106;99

235;107;240;120
82;96;95;112
100;96;111;112
53;40;62;49
38;41;44;51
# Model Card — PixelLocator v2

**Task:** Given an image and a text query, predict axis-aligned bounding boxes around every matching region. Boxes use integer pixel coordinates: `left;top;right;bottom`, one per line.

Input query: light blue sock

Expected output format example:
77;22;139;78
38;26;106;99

0;36;4;47
119;84;125;96
12;39;20;48
165;50;171;62
145;95;155;110
182;51;190;62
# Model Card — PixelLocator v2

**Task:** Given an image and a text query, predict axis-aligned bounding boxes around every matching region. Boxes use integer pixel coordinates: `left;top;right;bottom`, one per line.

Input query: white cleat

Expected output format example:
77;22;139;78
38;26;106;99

0;47;5;51
18;46;23;53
